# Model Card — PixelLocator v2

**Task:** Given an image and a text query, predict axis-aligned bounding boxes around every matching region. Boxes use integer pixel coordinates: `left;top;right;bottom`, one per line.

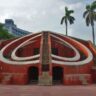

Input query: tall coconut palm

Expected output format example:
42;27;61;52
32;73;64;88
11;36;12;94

61;7;75;36
83;1;96;45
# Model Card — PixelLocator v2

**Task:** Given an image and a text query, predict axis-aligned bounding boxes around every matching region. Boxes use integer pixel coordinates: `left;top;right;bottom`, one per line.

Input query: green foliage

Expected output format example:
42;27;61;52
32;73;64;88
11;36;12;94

83;4;96;26
83;1;96;45
60;6;75;36
0;23;15;39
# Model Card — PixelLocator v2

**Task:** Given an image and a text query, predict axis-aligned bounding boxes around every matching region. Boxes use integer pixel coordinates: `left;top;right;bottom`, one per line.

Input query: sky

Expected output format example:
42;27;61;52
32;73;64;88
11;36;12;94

0;0;96;42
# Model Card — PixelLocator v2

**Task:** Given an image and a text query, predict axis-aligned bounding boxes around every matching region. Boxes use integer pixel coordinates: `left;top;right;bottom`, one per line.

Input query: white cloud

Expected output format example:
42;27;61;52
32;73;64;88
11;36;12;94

68;2;82;9
59;2;82;11
0;0;95;41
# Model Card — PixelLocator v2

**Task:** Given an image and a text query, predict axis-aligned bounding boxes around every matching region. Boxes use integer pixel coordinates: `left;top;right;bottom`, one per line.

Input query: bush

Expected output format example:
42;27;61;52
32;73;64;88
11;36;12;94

0;23;15;39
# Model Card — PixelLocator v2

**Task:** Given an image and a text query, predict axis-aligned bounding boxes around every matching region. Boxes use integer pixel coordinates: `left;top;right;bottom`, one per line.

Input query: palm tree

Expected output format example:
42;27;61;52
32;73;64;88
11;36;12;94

83;1;96;45
61;6;75;36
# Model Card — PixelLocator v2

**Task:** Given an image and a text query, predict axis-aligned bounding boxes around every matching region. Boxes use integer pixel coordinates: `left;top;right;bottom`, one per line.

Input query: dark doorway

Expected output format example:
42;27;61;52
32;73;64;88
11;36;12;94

28;67;38;84
52;67;63;84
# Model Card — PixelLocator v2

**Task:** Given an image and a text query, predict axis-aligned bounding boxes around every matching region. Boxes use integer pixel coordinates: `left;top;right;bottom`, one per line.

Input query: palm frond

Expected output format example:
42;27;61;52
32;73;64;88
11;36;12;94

69;10;74;14
61;6;75;27
86;5;91;10
91;3;96;10
83;11;88;18
65;6;68;12
68;16;75;24
93;12;96;21
92;1;96;6
61;16;65;24
92;1;96;4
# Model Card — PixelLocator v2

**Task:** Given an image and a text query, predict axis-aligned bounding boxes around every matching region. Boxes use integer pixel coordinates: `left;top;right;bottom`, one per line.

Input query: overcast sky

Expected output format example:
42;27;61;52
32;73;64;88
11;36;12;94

0;0;96;42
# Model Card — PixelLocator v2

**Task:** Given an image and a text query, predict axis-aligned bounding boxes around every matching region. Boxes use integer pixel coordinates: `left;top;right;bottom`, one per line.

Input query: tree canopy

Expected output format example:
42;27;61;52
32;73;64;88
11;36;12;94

83;1;96;45
61;7;75;36
0;23;14;39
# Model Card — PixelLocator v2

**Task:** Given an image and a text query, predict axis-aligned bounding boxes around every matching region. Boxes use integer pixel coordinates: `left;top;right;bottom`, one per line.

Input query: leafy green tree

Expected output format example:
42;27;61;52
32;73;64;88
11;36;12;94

61;6;75;36
0;23;14;39
83;1;96;45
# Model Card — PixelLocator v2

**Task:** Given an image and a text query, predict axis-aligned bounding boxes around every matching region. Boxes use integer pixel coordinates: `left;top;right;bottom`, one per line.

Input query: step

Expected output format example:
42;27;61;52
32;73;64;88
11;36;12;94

39;72;52;85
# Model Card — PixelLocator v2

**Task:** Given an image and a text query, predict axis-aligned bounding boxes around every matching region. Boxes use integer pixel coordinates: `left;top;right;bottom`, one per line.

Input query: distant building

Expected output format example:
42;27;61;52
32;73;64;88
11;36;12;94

4;19;30;37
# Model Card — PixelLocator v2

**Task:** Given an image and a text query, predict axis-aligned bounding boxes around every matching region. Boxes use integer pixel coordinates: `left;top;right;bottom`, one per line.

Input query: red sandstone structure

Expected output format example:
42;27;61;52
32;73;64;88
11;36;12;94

0;31;96;85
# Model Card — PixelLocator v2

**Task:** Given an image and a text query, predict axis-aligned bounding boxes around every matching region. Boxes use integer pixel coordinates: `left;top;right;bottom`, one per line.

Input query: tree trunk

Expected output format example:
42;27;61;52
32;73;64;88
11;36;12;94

65;21;68;36
92;25;95;45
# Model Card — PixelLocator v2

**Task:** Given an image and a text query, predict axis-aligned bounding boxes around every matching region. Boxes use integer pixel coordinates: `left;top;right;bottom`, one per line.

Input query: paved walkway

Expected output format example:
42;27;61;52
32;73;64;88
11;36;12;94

0;85;96;96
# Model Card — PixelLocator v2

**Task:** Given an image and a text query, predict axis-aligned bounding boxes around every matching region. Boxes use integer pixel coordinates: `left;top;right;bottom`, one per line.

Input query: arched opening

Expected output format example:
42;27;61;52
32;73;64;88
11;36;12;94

52;67;63;84
28;67;38;84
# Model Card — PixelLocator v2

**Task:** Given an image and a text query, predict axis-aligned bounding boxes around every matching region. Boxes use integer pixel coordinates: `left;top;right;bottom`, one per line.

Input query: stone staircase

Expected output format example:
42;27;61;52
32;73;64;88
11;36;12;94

39;32;52;85
79;75;88;85
39;72;52;85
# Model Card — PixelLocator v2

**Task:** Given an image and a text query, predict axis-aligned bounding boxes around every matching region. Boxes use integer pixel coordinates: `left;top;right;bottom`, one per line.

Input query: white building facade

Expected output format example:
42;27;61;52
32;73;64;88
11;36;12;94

4;19;30;37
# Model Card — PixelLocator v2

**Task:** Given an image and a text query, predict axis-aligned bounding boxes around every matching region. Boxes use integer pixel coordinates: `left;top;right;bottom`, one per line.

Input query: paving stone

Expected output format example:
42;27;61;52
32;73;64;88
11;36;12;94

0;85;96;96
